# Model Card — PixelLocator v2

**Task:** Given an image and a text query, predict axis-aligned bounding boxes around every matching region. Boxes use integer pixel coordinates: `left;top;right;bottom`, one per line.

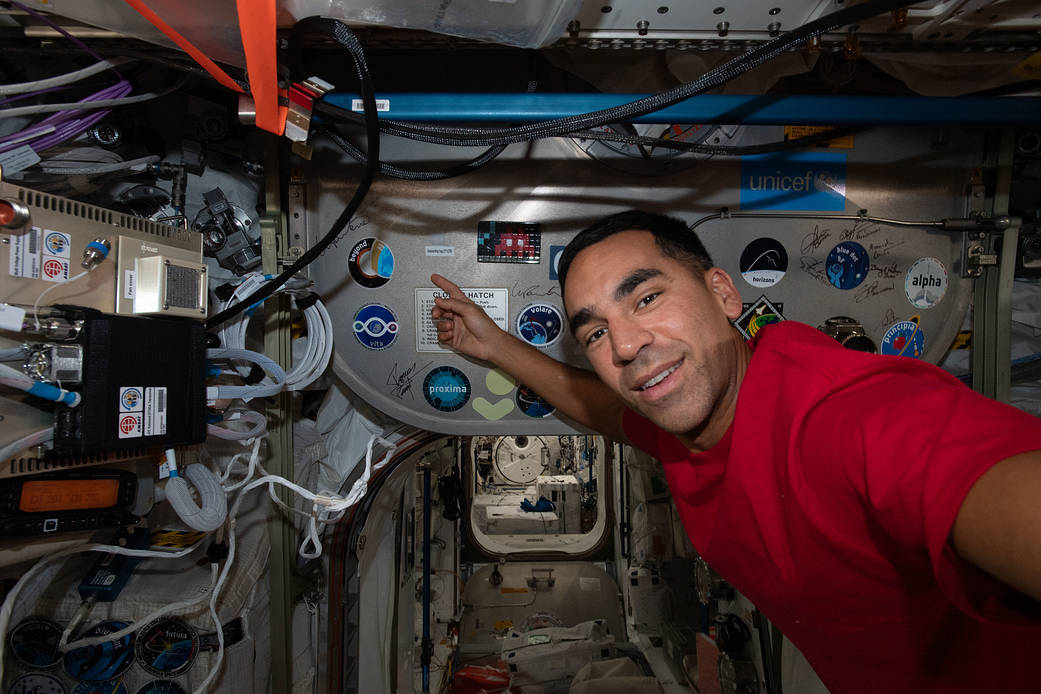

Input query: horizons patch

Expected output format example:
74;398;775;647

423;366;471;412
740;152;847;211
826;241;869;290
734;295;785;339
739;237;788;288
881;315;925;359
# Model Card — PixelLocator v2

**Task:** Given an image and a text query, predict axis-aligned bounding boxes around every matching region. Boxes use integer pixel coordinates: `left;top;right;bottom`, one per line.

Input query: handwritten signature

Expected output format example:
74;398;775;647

840;219;881;241
386;360;433;399
800;256;831;286
854;280;895;304
868;262;900;279
881;307;897;330
511;281;560;299
330;215;372;249
800;225;831;255
867;238;906;258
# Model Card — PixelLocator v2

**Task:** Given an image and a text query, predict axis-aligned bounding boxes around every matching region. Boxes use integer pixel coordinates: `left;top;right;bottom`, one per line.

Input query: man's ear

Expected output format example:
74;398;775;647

706;268;744;320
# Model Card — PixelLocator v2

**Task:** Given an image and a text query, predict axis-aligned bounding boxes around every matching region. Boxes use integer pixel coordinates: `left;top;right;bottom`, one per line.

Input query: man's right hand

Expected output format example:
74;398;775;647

430;274;505;362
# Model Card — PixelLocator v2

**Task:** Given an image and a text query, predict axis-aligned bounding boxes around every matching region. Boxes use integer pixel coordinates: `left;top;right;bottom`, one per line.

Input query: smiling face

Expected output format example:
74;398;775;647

563;230;751;450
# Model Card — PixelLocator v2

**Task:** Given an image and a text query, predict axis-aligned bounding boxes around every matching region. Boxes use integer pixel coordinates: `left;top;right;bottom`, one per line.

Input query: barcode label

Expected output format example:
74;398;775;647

144;386;167;436
8;227;40;278
27;229;37;254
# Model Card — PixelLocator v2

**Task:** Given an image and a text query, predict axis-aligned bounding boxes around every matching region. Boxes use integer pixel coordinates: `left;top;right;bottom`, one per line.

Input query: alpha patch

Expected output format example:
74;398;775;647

904;257;948;309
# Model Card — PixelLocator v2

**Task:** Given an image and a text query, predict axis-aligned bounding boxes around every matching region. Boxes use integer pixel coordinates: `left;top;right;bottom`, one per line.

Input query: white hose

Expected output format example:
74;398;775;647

0;58;132;95
163;449;228;533
0;426;52;462
207;409;267;441
206;348;287;400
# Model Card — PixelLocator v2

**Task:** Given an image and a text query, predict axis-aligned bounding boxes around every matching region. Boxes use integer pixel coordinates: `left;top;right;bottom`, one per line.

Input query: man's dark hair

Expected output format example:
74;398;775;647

557;210;714;295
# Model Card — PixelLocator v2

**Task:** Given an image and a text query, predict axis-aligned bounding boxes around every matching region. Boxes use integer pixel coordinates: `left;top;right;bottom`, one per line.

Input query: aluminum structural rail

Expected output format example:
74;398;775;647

322;93;1041;126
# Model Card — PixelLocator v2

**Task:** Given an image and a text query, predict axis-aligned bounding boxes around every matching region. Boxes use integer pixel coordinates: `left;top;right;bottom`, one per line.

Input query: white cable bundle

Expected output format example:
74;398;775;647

218;273;332;391
163;449;228;532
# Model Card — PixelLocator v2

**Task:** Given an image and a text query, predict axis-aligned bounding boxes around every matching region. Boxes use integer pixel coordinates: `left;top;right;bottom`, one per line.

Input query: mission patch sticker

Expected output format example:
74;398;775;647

516;303;563;347
423;366;471;412
826;241;869;290
353;304;399;350
734;296;785;339
904;257;948;309
348;238;394;288
517;385;555;418
881;315;925;359
739;238;788;288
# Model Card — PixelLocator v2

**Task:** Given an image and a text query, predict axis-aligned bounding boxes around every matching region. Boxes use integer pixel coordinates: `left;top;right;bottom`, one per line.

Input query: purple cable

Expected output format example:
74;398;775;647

0;80;131;154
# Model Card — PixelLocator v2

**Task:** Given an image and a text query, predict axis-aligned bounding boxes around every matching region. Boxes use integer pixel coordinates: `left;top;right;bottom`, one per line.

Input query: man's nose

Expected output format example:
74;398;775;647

611;321;652;364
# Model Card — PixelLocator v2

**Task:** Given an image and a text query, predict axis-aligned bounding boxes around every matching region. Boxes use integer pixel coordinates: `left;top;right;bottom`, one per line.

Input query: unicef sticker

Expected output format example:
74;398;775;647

881;315;925;359
353;304;399;350
825;241;869;290
348;238;394;288
423;366;471;412
905;257;948;309
517;385;555;418
516;303;563;347
739;238;788;288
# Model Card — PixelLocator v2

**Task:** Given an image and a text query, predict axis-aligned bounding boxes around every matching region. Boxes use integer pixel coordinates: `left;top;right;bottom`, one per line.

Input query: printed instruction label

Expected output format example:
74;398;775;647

0;144;41;176
123;270;136;299
425;245;455;257
415;287;508;353
351;98;390;112
8;227;40;279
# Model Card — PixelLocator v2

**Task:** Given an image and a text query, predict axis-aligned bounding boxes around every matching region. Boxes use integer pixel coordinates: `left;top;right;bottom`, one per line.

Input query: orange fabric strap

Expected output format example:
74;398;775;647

236;0;287;135
121;0;245;94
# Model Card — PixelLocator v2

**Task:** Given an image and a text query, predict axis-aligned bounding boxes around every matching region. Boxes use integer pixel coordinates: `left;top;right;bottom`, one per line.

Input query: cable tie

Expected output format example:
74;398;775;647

214;282;237;301
295;292;321;311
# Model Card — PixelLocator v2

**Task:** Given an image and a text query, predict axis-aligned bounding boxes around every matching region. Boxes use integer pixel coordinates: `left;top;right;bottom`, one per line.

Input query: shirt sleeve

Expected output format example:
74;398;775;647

802;363;1041;624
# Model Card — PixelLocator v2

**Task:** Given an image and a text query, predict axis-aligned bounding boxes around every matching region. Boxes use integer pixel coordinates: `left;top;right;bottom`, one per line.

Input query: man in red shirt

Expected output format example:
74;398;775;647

430;210;1041;692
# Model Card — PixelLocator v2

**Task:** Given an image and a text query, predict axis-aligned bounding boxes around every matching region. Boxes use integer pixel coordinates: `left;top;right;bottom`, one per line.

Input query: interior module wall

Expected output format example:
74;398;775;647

306;126;981;435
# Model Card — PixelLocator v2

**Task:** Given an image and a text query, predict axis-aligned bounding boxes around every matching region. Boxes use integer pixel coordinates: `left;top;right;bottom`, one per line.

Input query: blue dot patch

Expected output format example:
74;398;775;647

881;315;925;359
423;366;471;412
353;304;399;350
516;385;555;418
826;241;870;290
516;303;563;347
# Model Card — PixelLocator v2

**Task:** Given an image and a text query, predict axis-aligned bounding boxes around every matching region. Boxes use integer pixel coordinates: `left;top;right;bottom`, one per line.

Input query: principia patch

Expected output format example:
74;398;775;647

423;366;471;412
733;296;785;339
881;314;925;359
353;304;399;350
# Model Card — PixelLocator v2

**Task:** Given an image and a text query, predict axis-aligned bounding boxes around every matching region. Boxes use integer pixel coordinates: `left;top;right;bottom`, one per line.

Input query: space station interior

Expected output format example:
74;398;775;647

0;0;1039;693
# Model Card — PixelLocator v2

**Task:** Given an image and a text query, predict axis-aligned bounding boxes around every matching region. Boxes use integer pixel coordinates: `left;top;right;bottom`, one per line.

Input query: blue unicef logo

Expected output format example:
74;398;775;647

353;304;398;350
516;303;563;347
826;241;869;290
423;366;470;412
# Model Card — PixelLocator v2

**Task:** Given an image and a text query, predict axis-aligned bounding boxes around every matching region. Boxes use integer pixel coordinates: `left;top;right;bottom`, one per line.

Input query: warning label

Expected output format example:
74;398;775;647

415;287;508;353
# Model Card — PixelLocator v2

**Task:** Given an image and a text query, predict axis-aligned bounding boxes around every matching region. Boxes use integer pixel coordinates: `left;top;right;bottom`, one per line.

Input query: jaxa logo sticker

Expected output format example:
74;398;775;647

353;304;398;350
423;366;471;412
118;414;143;439
517;385;555;418
740;152;847;211
881;315;925;359
826;242;869;290
516;303;563;347
904;257;947;309
733;296;784;339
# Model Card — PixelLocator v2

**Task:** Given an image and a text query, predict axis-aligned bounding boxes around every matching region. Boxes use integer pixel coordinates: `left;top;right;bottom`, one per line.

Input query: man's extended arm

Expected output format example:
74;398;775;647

430;274;630;443
951;449;1041;603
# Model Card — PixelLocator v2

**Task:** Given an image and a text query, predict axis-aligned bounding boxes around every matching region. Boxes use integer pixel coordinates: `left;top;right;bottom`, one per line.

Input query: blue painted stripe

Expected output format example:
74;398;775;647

324;93;1041;126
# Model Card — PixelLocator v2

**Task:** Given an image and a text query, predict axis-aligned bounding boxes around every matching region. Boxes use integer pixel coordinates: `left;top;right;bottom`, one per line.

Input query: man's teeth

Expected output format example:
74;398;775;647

641;364;679;390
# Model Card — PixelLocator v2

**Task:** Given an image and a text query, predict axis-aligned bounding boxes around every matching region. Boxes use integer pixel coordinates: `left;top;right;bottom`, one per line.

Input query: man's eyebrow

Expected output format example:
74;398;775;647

569;308;594;336
614;268;663;301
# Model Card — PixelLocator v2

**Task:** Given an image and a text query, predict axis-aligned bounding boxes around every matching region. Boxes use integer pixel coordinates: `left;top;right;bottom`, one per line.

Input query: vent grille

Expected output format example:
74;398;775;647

14;187;192;243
